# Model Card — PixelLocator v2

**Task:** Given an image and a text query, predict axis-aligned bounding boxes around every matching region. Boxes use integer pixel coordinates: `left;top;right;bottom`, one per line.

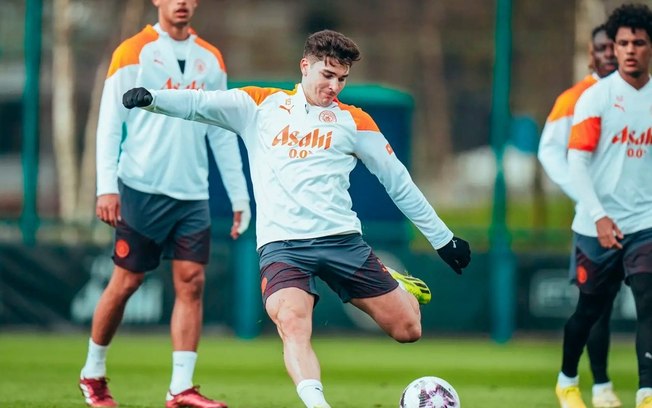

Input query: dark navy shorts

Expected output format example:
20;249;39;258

568;233;578;283
113;179;211;273
574;227;652;294
258;233;399;305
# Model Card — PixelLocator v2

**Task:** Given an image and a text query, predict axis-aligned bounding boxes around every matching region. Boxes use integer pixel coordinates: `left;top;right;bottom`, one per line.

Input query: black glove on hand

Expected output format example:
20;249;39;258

437;236;471;274
123;87;153;109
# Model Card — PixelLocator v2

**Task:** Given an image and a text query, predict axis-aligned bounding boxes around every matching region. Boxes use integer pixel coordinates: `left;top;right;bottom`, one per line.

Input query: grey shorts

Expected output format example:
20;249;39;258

574;227;652;294
113;179;211;272
258;233;398;305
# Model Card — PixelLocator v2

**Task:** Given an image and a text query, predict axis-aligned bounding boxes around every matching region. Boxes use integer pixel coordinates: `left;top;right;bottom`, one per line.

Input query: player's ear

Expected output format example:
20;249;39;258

299;58;310;76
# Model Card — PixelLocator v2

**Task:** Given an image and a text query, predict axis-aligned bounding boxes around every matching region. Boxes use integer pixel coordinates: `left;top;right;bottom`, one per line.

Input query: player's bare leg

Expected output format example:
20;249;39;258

91;265;145;346
266;287;329;408
351;287;421;343
165;260;226;407
80;265;144;407
171;260;205;352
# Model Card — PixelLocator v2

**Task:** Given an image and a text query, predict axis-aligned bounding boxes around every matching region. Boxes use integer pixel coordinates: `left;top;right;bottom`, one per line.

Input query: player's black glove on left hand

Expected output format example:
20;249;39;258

123;87;153;109
437;236;471;275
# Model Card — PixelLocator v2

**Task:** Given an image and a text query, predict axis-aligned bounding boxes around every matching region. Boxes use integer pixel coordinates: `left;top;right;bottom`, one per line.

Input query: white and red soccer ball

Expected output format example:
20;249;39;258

399;376;461;408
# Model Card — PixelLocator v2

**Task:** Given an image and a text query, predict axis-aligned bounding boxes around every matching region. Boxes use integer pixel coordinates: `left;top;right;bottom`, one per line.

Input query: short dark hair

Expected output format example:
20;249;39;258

303;29;361;67
591;24;607;41
605;3;652;41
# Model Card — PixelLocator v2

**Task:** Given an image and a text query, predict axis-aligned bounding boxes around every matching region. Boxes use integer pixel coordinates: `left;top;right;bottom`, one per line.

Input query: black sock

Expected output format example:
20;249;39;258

561;291;613;378
630;273;652;388
586;289;617;384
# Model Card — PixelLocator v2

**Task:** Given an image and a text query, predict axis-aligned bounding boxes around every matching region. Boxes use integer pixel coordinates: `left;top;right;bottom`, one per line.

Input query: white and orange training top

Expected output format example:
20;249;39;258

538;74;598;202
96;24;250;207
145;84;454;249
568;72;652;236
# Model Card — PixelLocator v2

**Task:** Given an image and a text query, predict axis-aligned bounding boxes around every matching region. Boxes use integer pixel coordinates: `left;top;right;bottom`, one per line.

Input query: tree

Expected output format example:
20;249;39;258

51;0;147;228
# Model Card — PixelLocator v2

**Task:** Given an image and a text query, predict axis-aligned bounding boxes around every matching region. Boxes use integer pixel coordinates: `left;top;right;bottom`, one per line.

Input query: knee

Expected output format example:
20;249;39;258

390;319;422;343
630;274;652;306
109;268;145;297
175;266;205;301
274;306;311;342
574;292;610;323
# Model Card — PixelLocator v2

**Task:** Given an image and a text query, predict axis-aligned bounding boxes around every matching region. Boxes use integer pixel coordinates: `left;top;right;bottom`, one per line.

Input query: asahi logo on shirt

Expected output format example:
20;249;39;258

271;124;333;159
162;78;205;90
611;126;652;158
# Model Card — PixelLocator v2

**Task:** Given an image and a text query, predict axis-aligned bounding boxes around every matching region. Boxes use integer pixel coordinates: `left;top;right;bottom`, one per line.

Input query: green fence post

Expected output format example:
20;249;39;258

233;234;261;339
489;0;516;343
21;0;43;246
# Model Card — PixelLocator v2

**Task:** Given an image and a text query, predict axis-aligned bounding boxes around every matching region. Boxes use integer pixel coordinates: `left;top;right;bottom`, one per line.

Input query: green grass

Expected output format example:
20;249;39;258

0;332;639;407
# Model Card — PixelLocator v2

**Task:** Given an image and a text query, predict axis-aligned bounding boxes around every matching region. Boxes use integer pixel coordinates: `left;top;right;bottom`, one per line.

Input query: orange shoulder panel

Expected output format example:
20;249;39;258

106;25;158;79
194;37;226;72
569;116;601;151
336;102;379;132
239;86;297;105
547;76;597;122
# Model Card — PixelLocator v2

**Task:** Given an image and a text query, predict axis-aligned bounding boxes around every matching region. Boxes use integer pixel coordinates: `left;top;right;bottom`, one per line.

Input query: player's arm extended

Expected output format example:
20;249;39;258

142;88;255;136
538;117;579;201
354;130;453;250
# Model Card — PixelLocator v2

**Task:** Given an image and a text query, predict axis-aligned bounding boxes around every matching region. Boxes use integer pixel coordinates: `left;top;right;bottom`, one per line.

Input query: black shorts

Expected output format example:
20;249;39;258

574;227;652;294
258;233;399;305
112;180;211;272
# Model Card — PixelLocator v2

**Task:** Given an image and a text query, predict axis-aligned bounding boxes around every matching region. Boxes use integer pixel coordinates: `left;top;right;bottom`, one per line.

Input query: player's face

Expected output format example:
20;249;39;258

300;57;349;107
153;0;197;27
614;27;652;78
591;30;617;78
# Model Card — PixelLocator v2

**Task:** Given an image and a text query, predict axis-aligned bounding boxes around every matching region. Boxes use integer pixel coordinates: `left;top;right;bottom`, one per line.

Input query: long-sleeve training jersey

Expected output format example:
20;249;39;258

143;84;454;249
568;72;652;236
538;74;598;202
96;24;249;207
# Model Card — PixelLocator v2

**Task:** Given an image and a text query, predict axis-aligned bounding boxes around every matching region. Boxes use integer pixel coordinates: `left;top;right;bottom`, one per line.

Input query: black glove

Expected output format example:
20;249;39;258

437;236;471;274
123;87;153;109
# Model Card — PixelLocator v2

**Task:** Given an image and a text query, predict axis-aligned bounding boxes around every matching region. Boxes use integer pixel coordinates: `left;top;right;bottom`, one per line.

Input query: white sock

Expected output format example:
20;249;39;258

169;351;197;396
297;379;330;408
81;338;109;379
592;381;613;396
557;372;579;388
637;387;652;405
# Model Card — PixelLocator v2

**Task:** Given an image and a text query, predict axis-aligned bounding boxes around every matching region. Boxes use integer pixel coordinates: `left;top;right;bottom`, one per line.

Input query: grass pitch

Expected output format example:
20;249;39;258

0;332;638;407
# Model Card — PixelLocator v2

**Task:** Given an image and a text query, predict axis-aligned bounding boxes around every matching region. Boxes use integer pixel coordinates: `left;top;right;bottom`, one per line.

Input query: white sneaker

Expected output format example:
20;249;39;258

591;385;621;408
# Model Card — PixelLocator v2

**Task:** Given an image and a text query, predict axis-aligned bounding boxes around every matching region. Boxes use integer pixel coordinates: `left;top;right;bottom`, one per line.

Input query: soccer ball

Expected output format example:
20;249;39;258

399;376;460;408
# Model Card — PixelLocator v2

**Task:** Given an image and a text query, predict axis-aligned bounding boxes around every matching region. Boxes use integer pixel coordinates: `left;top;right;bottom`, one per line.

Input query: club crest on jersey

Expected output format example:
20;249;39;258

194;59;206;74
319;110;337;123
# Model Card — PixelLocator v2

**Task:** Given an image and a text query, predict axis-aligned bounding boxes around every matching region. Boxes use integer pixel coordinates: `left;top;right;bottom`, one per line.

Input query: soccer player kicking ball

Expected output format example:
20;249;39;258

539;24;622;408
123;29;471;408
564;4;652;408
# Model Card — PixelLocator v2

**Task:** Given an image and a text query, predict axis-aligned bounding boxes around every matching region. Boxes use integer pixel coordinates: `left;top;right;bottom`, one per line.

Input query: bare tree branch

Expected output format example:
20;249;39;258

52;0;78;221
76;0;147;222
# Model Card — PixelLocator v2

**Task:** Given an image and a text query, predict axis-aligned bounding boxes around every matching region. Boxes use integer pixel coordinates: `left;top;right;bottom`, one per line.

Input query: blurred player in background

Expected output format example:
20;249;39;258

121;29;471;408
539;24;621;408
79;0;250;407
563;4;652;408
